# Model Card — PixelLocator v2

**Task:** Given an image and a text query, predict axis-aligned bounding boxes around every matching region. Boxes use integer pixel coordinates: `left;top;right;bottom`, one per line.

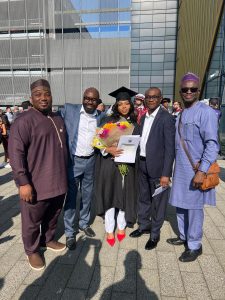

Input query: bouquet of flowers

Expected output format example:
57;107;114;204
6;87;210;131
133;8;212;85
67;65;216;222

92;121;134;149
92;121;134;177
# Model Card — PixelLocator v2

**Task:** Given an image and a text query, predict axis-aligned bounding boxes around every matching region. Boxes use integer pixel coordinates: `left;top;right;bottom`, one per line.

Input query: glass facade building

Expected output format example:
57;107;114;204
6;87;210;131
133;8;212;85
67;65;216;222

130;0;177;98
0;0;178;106
203;7;225;154
203;8;225;102
0;0;223;107
0;0;132;105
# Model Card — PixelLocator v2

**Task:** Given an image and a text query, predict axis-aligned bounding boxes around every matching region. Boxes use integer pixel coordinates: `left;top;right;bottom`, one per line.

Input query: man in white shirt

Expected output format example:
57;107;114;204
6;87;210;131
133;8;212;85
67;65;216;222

5;106;13;124
130;87;175;250
60;87;105;250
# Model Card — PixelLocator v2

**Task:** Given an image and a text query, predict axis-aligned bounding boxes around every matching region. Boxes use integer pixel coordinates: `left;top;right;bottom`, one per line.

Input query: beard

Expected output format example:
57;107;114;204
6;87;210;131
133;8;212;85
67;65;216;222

83;105;96;114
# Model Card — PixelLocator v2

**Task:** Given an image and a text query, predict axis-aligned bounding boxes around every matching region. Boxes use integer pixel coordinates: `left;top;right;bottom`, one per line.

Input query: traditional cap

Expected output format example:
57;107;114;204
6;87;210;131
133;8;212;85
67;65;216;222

135;93;145;100
30;79;51;91
181;72;200;85
161;97;171;103
109;86;137;101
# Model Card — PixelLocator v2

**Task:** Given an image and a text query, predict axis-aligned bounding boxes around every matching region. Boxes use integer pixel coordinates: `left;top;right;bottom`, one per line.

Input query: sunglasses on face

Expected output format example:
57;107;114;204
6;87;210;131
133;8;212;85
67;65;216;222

180;87;198;93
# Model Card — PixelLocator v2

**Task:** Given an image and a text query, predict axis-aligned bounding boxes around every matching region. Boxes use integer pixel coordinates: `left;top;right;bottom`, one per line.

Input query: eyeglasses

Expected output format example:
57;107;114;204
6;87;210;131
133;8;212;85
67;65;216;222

145;95;161;100
83;96;98;103
180;87;198;93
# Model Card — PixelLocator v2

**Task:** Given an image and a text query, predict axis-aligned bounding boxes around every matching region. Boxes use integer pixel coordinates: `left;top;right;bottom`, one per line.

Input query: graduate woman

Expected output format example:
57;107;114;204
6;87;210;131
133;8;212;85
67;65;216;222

94;87;139;246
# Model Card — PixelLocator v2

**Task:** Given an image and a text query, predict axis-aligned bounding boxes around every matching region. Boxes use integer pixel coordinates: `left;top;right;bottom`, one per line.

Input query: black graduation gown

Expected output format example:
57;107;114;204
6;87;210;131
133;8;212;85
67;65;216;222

94;117;139;225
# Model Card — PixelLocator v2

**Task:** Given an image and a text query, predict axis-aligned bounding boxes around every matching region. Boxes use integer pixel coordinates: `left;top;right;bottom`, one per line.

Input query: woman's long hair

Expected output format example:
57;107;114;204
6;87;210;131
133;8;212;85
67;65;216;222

110;99;137;123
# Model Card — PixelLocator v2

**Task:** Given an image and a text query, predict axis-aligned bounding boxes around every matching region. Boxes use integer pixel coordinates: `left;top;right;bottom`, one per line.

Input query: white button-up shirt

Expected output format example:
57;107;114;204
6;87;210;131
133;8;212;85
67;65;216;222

140;106;160;157
75;106;97;156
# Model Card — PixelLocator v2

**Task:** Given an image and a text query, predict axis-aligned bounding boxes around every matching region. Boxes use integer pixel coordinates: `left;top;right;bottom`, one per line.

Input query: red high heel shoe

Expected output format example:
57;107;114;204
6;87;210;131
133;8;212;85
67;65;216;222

117;233;126;242
106;237;115;247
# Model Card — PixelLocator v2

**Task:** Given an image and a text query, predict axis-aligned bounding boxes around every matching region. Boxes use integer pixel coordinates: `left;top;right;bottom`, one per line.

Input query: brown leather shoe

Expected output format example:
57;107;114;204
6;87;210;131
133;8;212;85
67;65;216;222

27;253;45;271
46;240;66;252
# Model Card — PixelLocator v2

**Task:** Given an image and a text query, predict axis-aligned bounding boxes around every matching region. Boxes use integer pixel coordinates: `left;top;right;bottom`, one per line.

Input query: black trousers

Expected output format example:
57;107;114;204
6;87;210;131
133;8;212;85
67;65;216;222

138;159;168;239
20;194;65;255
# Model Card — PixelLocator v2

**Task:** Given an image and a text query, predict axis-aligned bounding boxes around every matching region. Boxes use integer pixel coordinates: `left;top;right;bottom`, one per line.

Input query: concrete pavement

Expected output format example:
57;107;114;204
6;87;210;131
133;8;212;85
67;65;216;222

0;146;225;300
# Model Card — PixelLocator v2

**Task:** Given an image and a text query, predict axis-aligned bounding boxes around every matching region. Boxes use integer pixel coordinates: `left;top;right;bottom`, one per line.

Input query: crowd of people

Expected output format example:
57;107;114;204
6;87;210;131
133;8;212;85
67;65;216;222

2;72;221;271
0;101;32;168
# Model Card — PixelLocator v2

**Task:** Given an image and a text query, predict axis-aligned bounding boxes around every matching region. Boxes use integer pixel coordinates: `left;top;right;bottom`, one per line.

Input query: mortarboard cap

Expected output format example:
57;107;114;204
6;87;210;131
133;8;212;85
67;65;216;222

109;86;137;102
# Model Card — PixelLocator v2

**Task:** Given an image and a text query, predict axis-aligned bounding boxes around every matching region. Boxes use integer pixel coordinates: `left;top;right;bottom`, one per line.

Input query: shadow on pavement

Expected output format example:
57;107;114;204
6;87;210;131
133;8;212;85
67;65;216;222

0;235;16;244
219;166;225;182
100;250;159;299
20;237;102;299
0;194;20;238
165;204;179;237
0;171;13;185
0;278;4;290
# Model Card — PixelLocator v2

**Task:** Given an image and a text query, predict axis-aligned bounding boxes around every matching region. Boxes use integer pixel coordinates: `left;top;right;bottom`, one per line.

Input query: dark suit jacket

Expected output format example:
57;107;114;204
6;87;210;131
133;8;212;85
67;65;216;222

60;103;105;159
139;107;175;178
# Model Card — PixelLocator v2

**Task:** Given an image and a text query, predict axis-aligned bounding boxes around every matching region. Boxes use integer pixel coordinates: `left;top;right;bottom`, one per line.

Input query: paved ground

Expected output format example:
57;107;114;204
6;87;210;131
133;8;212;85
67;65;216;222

0;146;225;300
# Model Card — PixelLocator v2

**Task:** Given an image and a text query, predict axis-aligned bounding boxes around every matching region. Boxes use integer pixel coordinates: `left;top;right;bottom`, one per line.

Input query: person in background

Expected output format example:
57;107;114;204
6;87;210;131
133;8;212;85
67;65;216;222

8;79;68;271
12;106;21;122
0;116;8;166
161;98;171;112
209;97;222;122
167;72;219;262
172;101;183;118
130;87;175;250
134;93;148;125
61;87;105;250
105;104;114;116
97;99;106;112
5;106;13;124
209;97;222;156
0;111;10;168
0;116;6;138
21;100;32;111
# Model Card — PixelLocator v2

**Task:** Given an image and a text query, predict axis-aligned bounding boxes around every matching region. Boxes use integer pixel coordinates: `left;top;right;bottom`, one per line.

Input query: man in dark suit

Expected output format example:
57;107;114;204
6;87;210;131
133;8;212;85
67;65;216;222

60;87;105;250
130;87;175;250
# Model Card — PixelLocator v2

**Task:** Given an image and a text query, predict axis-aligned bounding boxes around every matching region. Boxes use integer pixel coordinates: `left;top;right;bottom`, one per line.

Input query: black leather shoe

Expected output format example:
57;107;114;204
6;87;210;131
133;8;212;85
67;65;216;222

66;237;76;250
179;246;202;262
129;228;151;238
79;226;96;237
145;236;160;250
167;237;187;246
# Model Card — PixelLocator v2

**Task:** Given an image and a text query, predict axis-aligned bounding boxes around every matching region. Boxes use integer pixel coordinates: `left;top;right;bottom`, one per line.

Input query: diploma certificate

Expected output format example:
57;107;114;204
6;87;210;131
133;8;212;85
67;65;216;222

114;135;140;163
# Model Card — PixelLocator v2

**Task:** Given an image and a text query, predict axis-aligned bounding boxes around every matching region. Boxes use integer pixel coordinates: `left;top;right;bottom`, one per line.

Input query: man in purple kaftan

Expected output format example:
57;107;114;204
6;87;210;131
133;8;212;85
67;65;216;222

167;72;219;262
9;79;68;271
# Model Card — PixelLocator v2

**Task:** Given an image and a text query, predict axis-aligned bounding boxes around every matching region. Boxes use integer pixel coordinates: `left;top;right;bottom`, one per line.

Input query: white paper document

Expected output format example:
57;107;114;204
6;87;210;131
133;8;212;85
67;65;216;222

152;186;169;197
114;135;140;163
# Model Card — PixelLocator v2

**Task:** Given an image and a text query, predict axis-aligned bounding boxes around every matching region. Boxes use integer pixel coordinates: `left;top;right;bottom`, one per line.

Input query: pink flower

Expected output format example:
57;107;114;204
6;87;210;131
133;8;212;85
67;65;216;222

99;128;109;139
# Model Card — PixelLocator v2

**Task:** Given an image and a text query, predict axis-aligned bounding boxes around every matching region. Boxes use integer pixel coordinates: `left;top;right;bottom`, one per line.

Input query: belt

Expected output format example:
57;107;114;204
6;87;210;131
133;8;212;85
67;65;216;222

75;153;95;159
140;156;146;161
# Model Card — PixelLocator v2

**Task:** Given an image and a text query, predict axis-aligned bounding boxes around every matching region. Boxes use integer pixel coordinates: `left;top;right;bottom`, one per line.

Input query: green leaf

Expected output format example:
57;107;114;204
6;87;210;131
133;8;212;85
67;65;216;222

118;164;129;176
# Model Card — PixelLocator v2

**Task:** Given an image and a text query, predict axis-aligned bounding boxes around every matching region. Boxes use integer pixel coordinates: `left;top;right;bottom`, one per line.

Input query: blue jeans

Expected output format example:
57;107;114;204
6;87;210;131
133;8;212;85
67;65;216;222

64;155;95;238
